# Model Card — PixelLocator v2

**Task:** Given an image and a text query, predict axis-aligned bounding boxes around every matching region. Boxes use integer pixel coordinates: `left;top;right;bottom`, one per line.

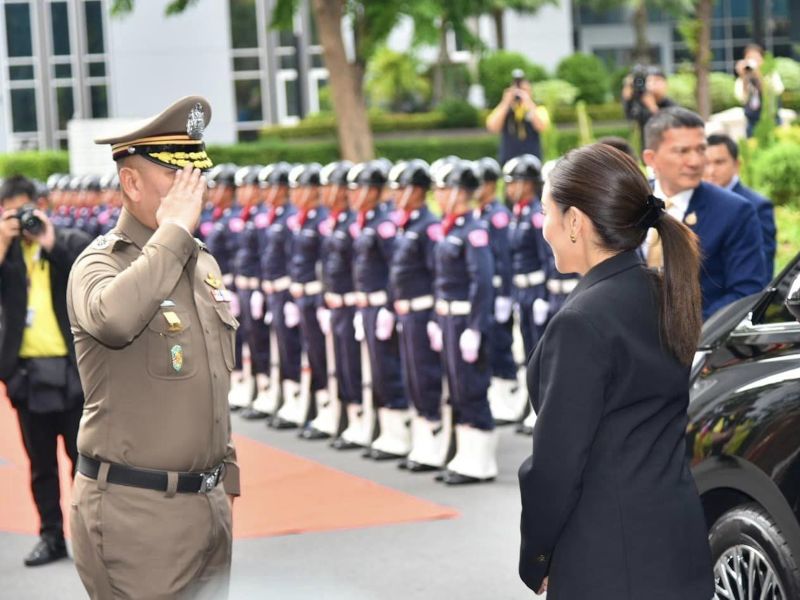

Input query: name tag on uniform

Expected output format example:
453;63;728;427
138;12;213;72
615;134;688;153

212;289;233;303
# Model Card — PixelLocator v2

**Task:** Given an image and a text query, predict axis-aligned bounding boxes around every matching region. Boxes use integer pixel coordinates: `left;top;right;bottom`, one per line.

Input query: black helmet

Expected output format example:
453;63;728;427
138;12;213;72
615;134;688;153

289;163;322;188
320;160;354;186
502;154;542;183
99;172;120;191
374;157;393;179
207;163;238;188
387;161;408;190
235;165;263;187
441;159;480;191
56;175;72;191
398;159;431;189
347;160;388;189
258;162;292;187
430;155;460;188
475;157;501;183
46;173;65;191
81;174;102;192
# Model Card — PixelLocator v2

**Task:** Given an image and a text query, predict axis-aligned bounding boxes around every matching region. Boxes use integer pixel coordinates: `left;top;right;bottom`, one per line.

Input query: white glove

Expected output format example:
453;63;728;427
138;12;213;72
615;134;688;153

229;291;241;318
494;296;512;323
317;306;331;335
375;307;395;341
459;328;481;364
533;298;550;327
427;321;443;352
250;290;265;321
283;301;301;328
264;311;273;325
353;311;365;342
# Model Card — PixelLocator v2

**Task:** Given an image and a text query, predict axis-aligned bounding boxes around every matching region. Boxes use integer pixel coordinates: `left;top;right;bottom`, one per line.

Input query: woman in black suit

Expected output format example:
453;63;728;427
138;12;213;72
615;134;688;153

518;143;714;598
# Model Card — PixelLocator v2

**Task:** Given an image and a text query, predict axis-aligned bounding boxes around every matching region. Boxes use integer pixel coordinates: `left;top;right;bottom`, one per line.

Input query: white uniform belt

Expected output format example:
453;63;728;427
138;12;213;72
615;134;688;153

290;280;324;298
355;290;389;308
547;278;579;295
262;276;291;294
513;270;546;288
435;299;471;316
324;291;357;309
394;295;435;315
492;275;502;289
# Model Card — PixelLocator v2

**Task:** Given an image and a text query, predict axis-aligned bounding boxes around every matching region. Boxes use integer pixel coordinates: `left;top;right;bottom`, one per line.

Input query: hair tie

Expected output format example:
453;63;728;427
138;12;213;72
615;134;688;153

635;194;665;229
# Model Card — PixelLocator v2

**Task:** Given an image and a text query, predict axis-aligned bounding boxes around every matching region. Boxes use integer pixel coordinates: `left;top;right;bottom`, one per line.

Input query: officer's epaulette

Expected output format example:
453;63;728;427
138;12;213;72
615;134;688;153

90;231;130;252
195;238;210;253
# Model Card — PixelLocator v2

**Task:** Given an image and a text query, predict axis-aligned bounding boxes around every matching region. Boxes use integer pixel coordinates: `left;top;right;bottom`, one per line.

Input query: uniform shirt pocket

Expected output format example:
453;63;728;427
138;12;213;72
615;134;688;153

146;310;197;380
214;304;239;371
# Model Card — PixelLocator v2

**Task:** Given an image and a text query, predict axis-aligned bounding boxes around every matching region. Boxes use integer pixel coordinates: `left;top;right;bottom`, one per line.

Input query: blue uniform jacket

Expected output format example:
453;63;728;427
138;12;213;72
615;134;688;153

288;206;329;285
731;180;776;285
233;205;266;279
434;212;493;334
353;206;397;298
475;199;512;297
390;206;441;300
259;204;296;281
509;200;548;277
321;210;357;295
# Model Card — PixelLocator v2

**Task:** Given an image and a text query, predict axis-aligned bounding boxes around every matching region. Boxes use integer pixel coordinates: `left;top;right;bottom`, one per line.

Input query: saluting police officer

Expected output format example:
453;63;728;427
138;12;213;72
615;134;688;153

259;163;304;426
432;160;497;484
349;161;410;459
67;96;239;599
389;160;447;472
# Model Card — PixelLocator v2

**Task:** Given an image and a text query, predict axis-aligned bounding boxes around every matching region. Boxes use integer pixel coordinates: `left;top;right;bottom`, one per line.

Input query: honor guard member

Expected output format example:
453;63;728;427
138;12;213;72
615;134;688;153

374;157;395;211
349;161;410;459
233;165;273;419
473;157;521;423
389;160;447;472
432;159;497;484
67;96;239;599
504;154;549;361
317;160;362;445
96;173;121;235
281;163;331;434
259;163;304;425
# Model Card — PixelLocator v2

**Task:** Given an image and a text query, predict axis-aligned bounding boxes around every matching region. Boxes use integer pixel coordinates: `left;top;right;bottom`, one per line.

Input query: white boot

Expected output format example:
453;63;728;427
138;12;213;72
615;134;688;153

275;378;306;426
446;425;498;481
407;415;448;469
339;403;372;447
252;375;279;415
488;376;527;423
309;389;340;437
228;371;253;408
370;408;412;458
518;407;537;435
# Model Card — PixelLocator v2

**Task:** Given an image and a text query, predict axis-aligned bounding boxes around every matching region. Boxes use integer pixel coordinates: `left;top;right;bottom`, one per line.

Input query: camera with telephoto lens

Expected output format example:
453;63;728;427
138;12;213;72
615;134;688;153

627;64;652;124
14;204;44;236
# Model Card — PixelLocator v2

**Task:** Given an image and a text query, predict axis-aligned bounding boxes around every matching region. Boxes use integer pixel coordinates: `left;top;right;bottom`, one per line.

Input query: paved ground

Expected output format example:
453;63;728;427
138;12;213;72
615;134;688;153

0;413;543;600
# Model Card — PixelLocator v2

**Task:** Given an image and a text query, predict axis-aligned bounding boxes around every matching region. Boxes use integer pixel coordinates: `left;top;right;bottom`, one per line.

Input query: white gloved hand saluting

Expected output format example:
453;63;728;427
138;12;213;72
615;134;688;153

494;296;512;323
250;290;265;321
459;328;481;363
375;307;396;341
353;312;365;342
532;298;550;327
283;301;301;328
427;321;443;352
317;306;331;335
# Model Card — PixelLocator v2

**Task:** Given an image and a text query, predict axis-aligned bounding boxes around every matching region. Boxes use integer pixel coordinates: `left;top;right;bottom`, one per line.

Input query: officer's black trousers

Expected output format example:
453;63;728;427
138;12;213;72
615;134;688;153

298;295;328;392
489;316;517;380
267;289;302;382
361;306;407;410
237;289;271;376
15;403;82;539
331;306;362;405
514;285;547;361
397;310;442;420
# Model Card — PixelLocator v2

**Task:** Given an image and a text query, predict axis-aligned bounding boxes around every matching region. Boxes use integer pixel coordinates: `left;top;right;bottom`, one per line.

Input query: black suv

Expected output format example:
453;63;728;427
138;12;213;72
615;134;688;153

688;253;800;599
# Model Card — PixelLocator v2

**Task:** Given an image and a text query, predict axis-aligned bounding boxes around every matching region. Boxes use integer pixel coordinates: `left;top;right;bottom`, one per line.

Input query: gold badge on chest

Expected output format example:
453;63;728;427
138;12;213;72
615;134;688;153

204;273;221;289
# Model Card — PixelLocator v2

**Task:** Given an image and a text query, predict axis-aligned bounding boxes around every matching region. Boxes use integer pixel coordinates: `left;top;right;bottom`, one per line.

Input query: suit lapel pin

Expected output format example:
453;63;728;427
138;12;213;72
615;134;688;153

685;212;698;226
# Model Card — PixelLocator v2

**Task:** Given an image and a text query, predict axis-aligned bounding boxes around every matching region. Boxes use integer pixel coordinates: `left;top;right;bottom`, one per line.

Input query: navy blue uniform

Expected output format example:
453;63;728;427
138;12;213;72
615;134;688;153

390;207;443;421
545;251;580;320
475;199;516;380
321;210;362;407
731;179;776;285
288;207;329;393
509;199;548;359
435;213;494;430
353;207;407;410
260;204;302;382
96;205;120;236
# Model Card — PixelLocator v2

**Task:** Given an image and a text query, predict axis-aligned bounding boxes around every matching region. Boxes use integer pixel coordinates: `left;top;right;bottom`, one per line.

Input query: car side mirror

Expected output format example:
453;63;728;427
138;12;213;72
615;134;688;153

786;272;800;322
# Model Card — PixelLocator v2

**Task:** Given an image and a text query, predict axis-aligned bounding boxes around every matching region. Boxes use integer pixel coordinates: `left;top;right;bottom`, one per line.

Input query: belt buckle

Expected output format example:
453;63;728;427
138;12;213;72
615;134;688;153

198;465;222;494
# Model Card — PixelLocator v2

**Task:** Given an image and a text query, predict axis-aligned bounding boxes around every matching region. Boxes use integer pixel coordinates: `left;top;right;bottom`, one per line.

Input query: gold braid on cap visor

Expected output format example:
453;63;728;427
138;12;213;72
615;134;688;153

111;134;214;170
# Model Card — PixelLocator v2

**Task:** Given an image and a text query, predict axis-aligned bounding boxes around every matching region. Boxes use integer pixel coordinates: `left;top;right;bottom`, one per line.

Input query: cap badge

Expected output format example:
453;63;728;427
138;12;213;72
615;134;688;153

186;103;206;140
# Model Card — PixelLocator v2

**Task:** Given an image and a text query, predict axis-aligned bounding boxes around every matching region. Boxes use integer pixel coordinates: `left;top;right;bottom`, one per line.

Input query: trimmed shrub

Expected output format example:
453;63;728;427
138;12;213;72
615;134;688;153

552;102;624;124
436;98;479;128
775;57;800;92
666;73;697;109
532;79;578;107
365;47;430;112
478;50;548;107
556;53;610;105
664;72;739;113
751;141;800;207
0;151;69;180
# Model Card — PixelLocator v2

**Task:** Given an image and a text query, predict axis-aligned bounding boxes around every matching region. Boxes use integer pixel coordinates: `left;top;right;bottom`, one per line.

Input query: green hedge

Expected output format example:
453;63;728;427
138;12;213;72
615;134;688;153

0;151;69;180
751;141;800;207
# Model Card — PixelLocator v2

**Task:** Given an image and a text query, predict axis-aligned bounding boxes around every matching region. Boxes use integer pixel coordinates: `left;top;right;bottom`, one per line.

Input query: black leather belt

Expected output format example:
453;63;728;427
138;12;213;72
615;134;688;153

77;454;225;494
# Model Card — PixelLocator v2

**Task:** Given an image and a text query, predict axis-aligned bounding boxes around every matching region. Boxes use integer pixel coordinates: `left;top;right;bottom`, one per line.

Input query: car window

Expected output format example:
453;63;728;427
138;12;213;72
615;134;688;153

758;257;800;326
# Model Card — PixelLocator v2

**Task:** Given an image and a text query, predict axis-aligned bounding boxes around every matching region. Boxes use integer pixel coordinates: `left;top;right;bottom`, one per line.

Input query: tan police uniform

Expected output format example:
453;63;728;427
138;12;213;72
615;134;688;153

66;96;240;599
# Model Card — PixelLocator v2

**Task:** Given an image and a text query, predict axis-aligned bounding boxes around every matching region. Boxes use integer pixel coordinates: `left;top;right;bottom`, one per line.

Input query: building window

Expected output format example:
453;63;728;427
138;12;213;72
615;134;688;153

5;3;34;58
10;88;38;133
50;1;71;55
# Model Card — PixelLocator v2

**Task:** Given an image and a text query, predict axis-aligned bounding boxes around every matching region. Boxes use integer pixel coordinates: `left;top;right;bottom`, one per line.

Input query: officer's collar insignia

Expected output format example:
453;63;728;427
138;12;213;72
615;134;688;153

455;216;465;226
171;344;184;372
309;209;317;218
685;212;698;226
205;273;222;289
367;210;374;219
186;103;206;140
411;210;419;219
92;236;109;250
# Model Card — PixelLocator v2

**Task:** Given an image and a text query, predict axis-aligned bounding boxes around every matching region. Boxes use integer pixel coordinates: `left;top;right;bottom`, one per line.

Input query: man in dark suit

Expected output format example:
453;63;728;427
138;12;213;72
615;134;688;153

705;133;777;285
0;175;90;566
642;108;764;320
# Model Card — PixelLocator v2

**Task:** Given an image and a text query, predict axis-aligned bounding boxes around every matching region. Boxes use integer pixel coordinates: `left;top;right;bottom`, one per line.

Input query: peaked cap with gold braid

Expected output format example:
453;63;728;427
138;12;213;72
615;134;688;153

94;95;214;171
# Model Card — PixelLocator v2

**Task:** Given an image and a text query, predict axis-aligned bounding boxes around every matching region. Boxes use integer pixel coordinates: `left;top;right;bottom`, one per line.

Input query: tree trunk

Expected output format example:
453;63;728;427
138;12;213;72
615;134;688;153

696;0;712;120
632;0;650;64
311;0;374;161
432;25;450;105
492;8;505;50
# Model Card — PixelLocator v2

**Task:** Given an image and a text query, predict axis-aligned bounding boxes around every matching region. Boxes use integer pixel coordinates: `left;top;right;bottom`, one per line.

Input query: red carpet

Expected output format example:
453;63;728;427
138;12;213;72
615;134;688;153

0;392;457;539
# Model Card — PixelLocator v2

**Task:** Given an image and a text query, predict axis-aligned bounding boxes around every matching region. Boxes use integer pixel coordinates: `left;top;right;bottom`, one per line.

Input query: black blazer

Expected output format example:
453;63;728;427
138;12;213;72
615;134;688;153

0;227;91;382
518;250;713;599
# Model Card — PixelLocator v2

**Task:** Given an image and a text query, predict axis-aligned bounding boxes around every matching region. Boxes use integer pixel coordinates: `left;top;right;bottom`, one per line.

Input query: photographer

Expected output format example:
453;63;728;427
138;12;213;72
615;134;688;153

0;175;90;566
735;43;784;137
622;66;676;131
486;68;550;163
